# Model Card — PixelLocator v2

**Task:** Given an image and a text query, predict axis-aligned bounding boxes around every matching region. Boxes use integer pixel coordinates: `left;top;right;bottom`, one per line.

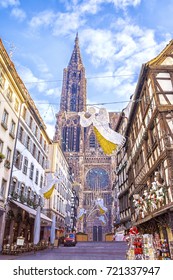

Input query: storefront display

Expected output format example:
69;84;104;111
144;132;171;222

126;228;157;260
160;240;171;260
126;235;144;260
126;231;172;260
142;234;156;260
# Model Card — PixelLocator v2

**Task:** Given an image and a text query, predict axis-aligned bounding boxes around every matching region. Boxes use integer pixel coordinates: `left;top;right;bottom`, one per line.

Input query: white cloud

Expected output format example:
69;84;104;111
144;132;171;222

28;0;141;36
53;12;86;36
17;65;48;92
29;10;85;36
83;16;171;103
82;18;168;71
46;88;61;97
79;0;103;14
0;0;19;8
11;7;26;21
110;0;141;8
75;0;141;15
81;29;116;67
29;10;56;28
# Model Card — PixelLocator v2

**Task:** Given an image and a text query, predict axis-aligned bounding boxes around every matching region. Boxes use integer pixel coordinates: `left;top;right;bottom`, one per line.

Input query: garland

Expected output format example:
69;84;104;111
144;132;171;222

133;182;167;219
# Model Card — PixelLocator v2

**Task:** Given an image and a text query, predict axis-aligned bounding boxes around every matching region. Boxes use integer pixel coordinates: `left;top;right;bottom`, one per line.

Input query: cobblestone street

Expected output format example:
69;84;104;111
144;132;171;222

0;241;128;260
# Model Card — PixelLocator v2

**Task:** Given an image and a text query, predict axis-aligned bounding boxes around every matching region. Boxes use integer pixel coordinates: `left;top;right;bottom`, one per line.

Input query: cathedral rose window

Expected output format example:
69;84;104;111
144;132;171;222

86;168;109;190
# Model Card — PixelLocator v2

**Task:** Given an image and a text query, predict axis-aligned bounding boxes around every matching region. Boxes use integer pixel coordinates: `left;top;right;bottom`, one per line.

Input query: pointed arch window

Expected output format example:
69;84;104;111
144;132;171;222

70;84;77;111
67;126;74;151
76;126;80;152
89;133;96;148
62;126;67;151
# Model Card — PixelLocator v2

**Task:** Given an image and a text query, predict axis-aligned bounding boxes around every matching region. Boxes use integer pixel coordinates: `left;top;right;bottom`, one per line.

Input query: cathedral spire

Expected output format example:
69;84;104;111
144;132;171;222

68;32;83;67
59;33;86;113
75;32;79;44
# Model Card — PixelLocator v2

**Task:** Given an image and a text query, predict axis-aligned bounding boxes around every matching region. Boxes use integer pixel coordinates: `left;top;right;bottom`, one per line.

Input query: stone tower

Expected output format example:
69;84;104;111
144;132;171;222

54;34;118;241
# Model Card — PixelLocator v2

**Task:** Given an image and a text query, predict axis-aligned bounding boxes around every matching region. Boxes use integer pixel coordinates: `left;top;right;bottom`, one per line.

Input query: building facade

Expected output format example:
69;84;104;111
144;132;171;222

54;34;118;241
5;98;52;246
44;142;73;239
116;40;173;257
0;39;23;250
0;39;52;250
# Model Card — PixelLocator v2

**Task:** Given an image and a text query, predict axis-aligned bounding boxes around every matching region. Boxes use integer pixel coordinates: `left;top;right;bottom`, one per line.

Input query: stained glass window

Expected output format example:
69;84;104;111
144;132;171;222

86;168;109;189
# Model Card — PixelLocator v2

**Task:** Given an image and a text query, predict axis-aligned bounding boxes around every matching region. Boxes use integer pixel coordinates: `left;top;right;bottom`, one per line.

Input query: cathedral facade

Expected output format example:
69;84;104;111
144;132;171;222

54;34;118;241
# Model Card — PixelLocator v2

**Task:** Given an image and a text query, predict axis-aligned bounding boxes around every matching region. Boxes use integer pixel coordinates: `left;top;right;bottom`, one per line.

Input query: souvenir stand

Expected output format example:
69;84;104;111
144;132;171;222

153;233;171;260
160;240;171;260
142;234;156;260
126;227;157;260
126;234;143;260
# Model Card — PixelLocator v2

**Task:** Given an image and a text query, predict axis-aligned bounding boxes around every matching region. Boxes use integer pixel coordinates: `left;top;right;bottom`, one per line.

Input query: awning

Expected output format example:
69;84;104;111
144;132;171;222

41;212;52;223
11;200;52;223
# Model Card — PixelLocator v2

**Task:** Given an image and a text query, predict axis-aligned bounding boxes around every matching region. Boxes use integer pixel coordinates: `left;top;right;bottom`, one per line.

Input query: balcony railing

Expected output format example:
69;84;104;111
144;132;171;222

10;191;40;209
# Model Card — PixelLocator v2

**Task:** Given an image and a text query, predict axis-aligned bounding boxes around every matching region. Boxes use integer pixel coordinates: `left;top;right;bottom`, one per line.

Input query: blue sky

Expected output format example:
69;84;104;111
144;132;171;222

0;0;173;139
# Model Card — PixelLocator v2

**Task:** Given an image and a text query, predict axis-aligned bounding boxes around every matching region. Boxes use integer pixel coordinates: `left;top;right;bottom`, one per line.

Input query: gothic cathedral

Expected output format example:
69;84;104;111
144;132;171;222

54;34;118;241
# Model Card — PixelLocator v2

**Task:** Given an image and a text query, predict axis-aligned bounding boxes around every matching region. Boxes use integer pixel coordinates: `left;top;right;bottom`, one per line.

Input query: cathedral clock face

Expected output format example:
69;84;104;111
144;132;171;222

86;168;109;189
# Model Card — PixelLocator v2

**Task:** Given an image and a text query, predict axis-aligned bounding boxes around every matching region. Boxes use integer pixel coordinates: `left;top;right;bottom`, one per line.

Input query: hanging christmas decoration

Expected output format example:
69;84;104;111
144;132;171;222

129;226;139;235
39;173;62;199
95;198;108;214
77;196;108;226
99;216;106;225
78;107;126;155
77;208;86;220
133;179;167;219
133;194;148;218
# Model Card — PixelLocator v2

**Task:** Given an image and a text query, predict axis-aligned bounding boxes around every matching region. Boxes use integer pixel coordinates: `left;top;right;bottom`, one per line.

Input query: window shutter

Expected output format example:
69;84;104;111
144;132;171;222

19;154;23;170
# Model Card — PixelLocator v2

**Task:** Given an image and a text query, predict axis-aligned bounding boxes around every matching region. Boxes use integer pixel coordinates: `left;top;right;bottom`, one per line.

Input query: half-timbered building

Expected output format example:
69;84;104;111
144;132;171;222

117;40;173;250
